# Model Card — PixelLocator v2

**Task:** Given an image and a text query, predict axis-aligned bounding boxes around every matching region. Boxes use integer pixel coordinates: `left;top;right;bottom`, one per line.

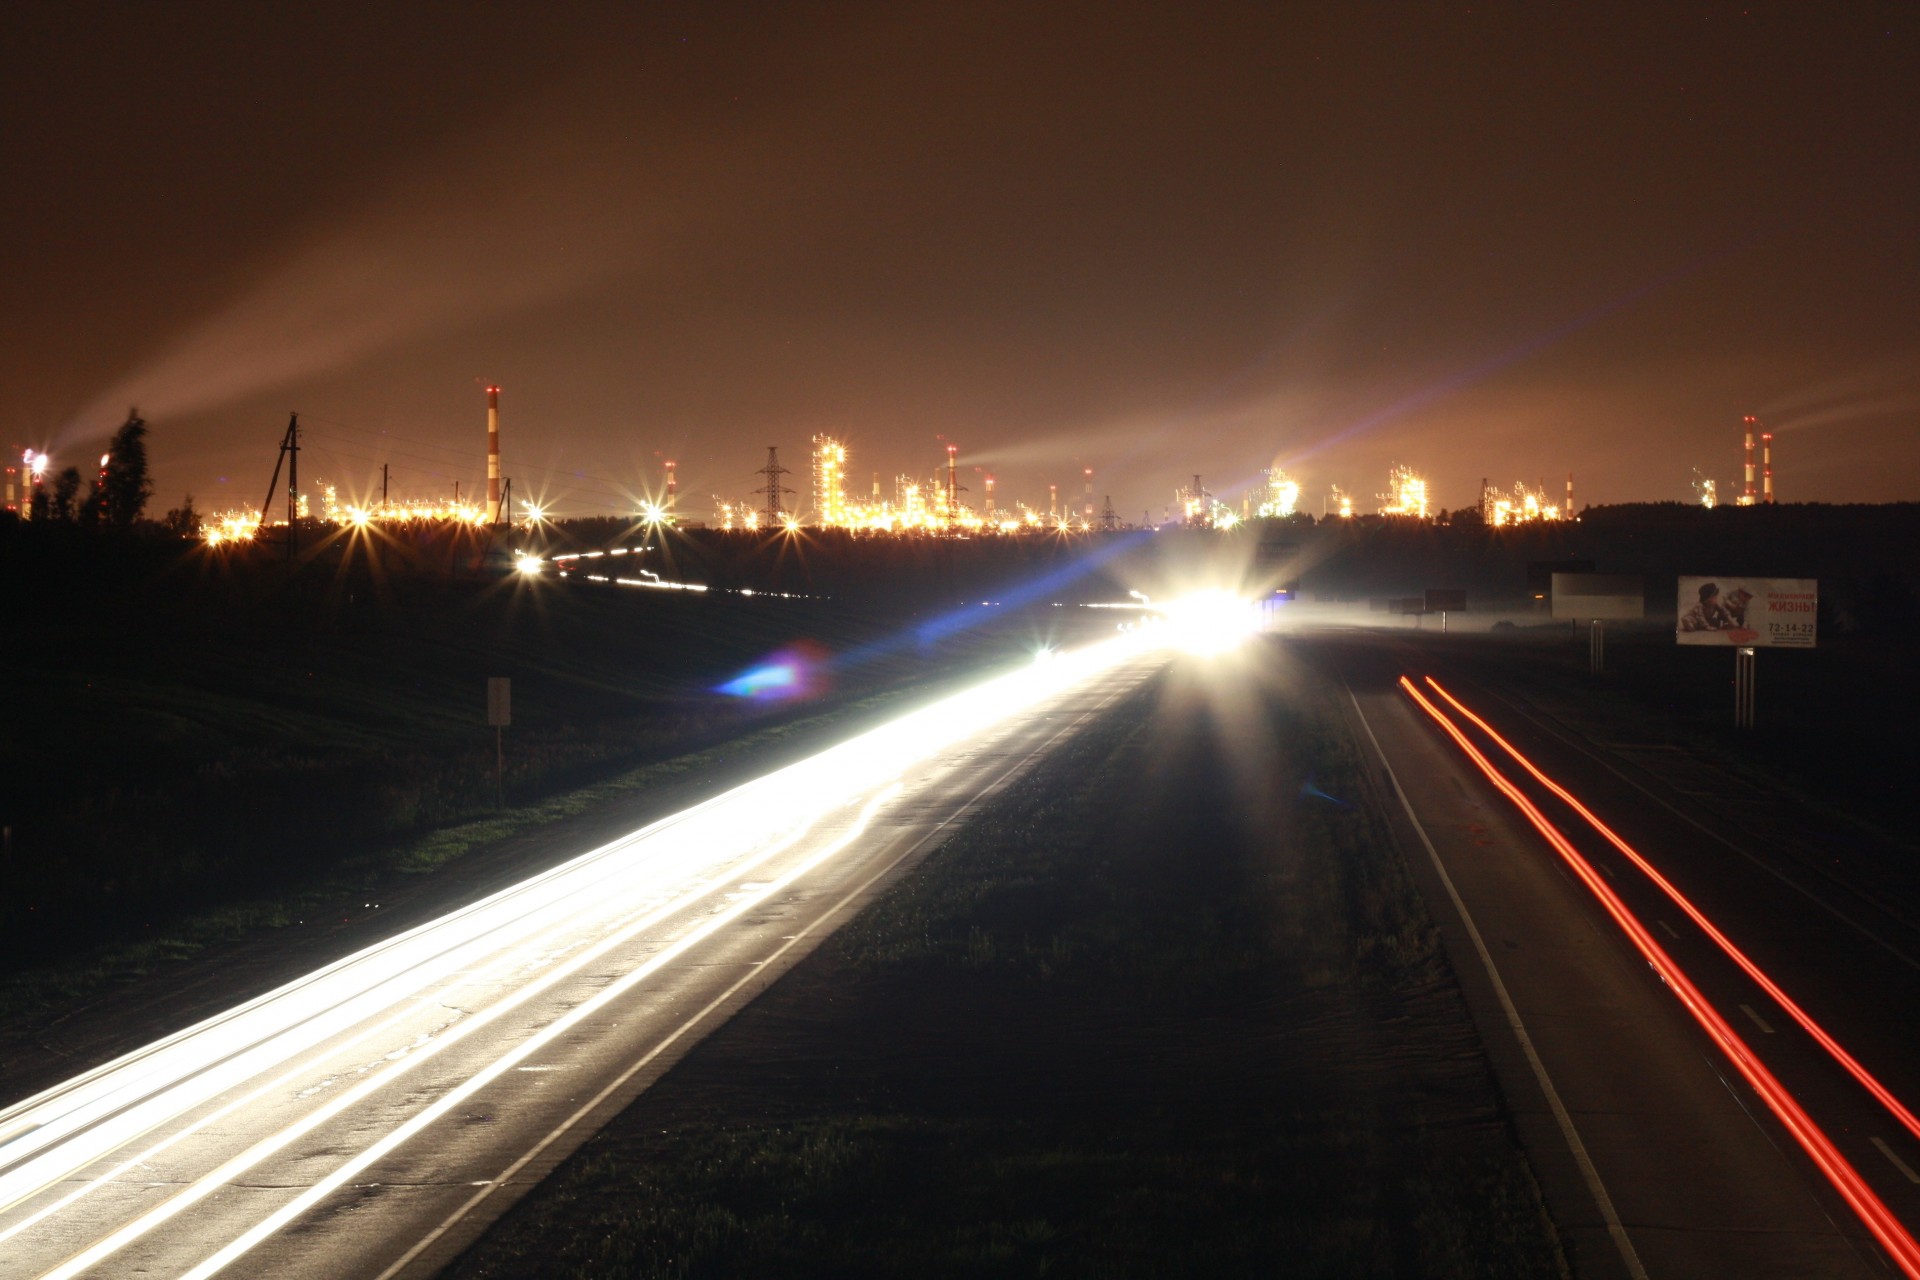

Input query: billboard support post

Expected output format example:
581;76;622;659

1735;647;1756;729
1590;619;1605;675
487;677;511;807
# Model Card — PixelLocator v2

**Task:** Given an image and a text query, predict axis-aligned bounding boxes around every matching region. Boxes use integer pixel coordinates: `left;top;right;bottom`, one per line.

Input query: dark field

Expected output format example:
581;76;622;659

0;533;1082;1008
449;645;1562;1279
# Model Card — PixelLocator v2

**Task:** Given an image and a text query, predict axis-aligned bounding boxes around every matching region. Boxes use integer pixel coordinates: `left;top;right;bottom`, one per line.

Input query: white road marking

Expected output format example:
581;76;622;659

377;666;1150;1280
1347;688;1649;1280
1738;1004;1776;1035
1872;1138;1920;1184
1654;919;1680;940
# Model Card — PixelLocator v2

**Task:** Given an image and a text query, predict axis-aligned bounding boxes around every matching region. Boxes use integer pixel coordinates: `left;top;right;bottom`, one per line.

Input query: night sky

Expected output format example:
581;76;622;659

5;3;1915;519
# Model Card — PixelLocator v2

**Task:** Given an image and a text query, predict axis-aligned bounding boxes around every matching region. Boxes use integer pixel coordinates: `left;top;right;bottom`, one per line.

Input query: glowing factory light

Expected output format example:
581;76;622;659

1484;481;1564;528
1401;678;1920;1277
1257;467;1301;519
202;511;261;545
1377;465;1429;519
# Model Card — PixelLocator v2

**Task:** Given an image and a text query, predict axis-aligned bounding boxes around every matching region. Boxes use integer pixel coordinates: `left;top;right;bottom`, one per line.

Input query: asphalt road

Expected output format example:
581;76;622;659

0;636;1168;1280
1321;628;1920;1279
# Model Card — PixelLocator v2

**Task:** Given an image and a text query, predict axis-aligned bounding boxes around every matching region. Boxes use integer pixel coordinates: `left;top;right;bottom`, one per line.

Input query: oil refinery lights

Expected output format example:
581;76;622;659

1378;466;1429;519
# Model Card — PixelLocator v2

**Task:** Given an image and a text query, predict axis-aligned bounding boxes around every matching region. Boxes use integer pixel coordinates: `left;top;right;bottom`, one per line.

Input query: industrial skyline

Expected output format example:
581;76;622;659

4;5;1915;518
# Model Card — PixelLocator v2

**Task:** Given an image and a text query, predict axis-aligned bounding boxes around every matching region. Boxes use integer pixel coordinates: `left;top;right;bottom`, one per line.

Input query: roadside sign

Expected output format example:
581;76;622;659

487;677;511;726
1676;577;1817;648
1424;588;1467;614
1552;573;1644;621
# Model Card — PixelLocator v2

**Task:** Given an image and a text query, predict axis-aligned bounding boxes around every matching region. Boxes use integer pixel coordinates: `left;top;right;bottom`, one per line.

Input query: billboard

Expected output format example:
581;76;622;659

1425;588;1467;613
1552;573;1644;621
1676;577;1817;648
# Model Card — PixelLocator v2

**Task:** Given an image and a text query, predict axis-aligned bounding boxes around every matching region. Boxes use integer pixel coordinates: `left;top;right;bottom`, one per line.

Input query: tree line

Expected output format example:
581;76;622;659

21;410;198;535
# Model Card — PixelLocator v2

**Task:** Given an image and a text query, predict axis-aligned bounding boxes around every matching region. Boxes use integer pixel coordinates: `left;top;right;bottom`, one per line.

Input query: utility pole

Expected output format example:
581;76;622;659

286;414;299;561
381;463;389;510
757;446;793;526
257;413;301;561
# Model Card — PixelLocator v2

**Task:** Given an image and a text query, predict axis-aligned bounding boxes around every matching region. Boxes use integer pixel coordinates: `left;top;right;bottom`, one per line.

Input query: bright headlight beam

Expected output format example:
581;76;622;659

1401;677;1920;1279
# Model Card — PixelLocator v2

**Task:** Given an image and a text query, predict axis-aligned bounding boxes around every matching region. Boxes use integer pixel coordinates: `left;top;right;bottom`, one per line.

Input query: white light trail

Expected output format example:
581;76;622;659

0;619;1199;1276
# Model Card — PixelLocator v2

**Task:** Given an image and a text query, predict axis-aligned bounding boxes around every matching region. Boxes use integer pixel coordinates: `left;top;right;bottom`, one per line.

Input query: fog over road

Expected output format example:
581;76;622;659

0;634;1166;1279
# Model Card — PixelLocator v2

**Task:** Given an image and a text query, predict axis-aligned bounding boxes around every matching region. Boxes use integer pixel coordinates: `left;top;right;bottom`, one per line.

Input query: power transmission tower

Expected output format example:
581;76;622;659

758;446;793;526
1100;495;1118;531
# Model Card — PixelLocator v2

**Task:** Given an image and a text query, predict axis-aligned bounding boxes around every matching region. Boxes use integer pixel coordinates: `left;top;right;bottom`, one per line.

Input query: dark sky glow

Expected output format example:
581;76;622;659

5;2;1915;516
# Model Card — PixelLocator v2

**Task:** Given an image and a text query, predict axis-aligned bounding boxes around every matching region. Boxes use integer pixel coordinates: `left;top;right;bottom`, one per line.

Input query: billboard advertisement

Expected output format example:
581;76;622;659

1552;573;1644;620
1676;577;1817;648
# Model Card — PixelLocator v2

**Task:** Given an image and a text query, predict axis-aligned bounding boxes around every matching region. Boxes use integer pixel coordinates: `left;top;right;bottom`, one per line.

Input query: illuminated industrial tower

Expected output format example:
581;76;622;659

1082;468;1095;522
1740;415;1759;506
1762;429;1775;504
664;459;677;512
486;386;501;516
811;435;847;526
946;445;960;522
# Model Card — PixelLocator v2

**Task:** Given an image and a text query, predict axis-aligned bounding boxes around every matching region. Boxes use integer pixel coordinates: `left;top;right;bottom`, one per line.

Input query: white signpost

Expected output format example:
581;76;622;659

1552;573;1643;674
487;677;511;806
1676;577;1817;728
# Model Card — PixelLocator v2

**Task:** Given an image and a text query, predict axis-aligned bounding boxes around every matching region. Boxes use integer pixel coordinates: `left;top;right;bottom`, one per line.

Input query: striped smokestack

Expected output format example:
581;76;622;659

1741;415;1757;505
486;385;501;514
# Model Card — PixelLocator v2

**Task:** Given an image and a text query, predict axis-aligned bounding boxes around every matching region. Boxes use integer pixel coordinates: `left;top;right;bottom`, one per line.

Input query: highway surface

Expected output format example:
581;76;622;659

0;634;1168;1280
9;617;1920;1279
1325;630;1920;1278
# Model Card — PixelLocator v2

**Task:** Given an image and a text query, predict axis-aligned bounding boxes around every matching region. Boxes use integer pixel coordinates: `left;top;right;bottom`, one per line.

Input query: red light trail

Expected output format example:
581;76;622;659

1398;675;1920;1278
1420;675;1920;1150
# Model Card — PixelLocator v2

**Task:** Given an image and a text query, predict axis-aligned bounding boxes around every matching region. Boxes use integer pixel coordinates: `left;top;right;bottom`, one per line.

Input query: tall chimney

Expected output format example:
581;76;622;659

665;459;677;509
486;385;502;514
1741;415;1757;506
984;473;996;515
1048;483;1058;522
1082;467;1094;520
1566;471;1574;516
946;445;959;520
1762;431;1774;504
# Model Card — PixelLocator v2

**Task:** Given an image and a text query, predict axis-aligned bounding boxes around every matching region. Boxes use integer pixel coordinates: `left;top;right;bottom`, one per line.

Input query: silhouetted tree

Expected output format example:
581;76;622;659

97;410;153;531
161;494;200;537
50;467;82;522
